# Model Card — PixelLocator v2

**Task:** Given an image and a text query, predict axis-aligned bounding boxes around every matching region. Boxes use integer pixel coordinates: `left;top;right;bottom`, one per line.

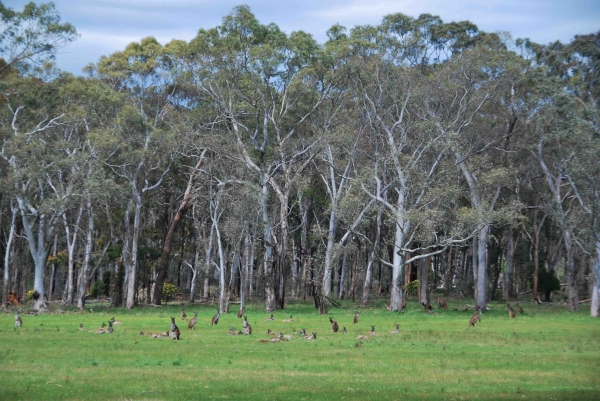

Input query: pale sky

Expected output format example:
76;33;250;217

8;0;600;75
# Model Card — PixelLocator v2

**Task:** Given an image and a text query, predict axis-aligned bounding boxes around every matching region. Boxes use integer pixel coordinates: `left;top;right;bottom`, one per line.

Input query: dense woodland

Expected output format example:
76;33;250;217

1;2;599;316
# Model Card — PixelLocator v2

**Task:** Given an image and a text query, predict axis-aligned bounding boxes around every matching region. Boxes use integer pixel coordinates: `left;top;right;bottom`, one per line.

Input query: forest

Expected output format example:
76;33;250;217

1;2;599;317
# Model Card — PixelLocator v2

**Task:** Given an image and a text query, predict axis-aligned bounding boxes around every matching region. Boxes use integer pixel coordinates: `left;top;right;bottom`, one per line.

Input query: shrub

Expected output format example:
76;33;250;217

90;281;105;298
405;280;419;297
161;283;179;304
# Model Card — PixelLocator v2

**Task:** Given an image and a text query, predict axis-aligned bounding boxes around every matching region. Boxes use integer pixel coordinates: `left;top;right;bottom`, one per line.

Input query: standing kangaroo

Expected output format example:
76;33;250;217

469;309;482;327
181;308;187;320
14;312;22;328
211;310;220;326
353;311;359;324
243;315;249;328
507;304;516;318
438;298;448;310
516;303;524;314
237;307;245;318
188;312;198;330
170;317;180;340
329;317;339;332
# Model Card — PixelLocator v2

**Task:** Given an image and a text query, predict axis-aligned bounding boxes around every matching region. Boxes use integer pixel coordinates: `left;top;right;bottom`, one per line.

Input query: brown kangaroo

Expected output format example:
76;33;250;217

188;312;198;329
211;310;220;326
243;315;249;328
422;302;433;312
353;311;359;324
181;308;187;320
516;303;524;314
237;307;245;318
438;298;448;310
170;317;180;340
507;304;516;318
401;297;407;310
329;317;339;332
385;303;391;311
244;324;252;335
469;309;481;327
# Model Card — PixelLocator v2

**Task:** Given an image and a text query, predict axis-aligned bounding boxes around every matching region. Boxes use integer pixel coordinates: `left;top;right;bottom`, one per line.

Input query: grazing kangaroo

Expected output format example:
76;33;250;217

108;321;114;333
516;303;524;314
421;302;433;312
170;317;180;340
438;298;448;310
211;310;220;326
507;304;516;318
243;315;249;328
389;324;400;334
188;312;198;330
342;326;347;333
469;309;481;327
282;315;293;322
244;324;253;335
329;317;339;332
353;311;359;324
264;313;274;321
181;308;187;320
237;307;245;318
14;312;22;327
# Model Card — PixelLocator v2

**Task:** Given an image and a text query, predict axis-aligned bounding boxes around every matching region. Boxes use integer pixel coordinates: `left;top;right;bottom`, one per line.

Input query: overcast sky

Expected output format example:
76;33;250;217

9;0;600;75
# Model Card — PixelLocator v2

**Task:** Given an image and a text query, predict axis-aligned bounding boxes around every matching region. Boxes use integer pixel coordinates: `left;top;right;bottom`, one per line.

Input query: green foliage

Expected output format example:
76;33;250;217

404;280;419;297
24;289;35;302
89;281;105;298
535;269;561;295
161;282;178;304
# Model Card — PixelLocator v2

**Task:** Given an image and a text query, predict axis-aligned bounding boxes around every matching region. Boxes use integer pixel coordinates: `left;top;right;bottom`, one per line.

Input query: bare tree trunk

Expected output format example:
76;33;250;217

362;208;382;307
419;255;430;306
203;221;215;300
504;224;517;301
563;230;579;310
2;201;17;311
62;203;83;306
476;226;489;310
591;240;600;317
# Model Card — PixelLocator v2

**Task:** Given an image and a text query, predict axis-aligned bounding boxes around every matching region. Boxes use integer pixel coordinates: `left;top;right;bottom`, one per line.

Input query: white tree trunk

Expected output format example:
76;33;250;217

590;240;600;317
390;188;408;311
476;226;489;310
2;202;17;310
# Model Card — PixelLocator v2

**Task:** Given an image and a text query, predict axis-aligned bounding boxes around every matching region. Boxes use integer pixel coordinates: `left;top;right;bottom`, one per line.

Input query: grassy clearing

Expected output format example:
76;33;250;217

1;299;598;400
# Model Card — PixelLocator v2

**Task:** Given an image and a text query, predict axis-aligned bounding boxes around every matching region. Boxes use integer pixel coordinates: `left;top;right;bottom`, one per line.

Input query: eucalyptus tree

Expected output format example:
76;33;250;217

0;1;77;75
348;14;483;311
88;37;175;308
177;6;331;311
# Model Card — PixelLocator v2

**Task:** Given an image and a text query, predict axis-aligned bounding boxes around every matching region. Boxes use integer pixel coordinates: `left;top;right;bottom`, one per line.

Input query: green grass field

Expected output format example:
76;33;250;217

1;299;598;400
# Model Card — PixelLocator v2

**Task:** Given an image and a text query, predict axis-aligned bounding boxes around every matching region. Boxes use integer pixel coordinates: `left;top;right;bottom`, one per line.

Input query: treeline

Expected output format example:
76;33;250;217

0;3;599;315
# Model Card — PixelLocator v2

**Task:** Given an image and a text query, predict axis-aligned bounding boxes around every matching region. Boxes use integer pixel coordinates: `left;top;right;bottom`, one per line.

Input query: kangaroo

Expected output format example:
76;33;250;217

268;329;278;336
341;326;347;333
211;310;220;326
516;303;524;314
469;309;481;327
507;304;516;318
402;297;407;310
244;324;253;335
188;312;198;330
282;314;293;323
108;321;114;333
237;307;245;318
110;317;122;325
243;315;249;328
78;323;84;331
304;332;317;340
170;317;180;340
14;312;22;328
181;308;187;320
264;313;274;321
385;303;391;311
438;298;448;310
422;302;433;312
101;322;106;328
389;324;400;334
367;325;377;335
353;311;359;324
228;329;243;335
356;334;369;340
329;317;339;333
14;312;23;325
